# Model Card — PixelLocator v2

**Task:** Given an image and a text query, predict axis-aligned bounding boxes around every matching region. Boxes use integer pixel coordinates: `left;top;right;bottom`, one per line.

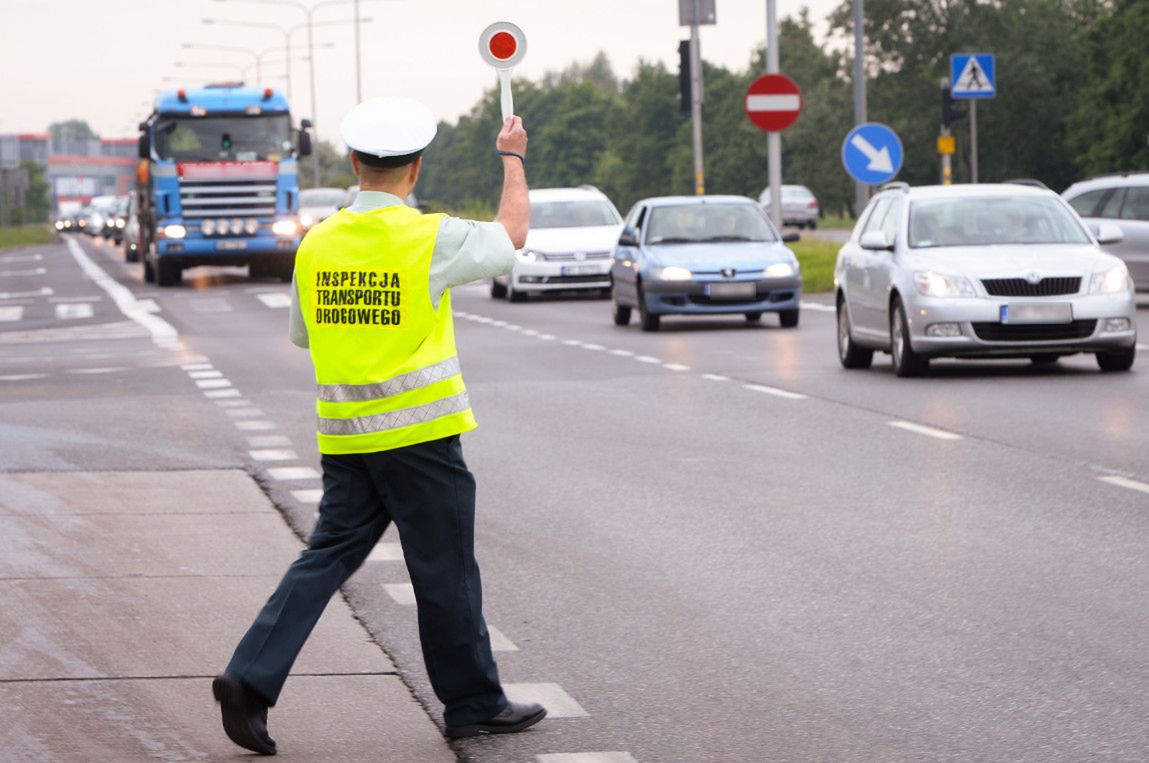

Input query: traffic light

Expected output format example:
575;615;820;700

678;40;692;114
941;83;966;129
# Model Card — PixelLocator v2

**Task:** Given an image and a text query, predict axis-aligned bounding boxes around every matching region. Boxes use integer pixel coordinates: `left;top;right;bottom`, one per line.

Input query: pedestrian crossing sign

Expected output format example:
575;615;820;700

951;53;996;99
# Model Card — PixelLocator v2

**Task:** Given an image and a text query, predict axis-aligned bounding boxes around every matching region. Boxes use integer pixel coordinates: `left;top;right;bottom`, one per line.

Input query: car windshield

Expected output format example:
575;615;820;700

154;115;292;162
531;201;620;228
300;189;346;207
647;203;778;244
908;196;1091;248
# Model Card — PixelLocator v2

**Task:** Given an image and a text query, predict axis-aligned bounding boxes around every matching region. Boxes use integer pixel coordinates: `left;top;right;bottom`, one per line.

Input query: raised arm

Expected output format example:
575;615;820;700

494;116;529;249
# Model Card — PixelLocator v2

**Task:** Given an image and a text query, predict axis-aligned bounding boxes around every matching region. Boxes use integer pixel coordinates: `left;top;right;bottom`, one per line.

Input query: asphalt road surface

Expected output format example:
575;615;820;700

3;234;1148;763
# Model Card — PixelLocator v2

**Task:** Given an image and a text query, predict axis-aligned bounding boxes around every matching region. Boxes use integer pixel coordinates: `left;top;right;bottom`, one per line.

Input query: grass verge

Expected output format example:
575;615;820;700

0;224;55;250
789;238;839;294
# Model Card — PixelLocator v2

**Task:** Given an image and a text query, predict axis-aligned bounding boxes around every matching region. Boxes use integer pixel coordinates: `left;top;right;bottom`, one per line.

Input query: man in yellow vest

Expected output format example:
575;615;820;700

212;96;543;755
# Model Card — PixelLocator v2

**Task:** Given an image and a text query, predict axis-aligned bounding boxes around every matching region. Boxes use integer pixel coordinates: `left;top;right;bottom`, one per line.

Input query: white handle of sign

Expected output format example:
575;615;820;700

498;68;513;121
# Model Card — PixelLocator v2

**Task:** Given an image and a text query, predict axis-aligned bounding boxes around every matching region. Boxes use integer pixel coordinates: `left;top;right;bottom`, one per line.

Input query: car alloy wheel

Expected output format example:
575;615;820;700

837;297;873;369
637;283;659;332
890;298;928;377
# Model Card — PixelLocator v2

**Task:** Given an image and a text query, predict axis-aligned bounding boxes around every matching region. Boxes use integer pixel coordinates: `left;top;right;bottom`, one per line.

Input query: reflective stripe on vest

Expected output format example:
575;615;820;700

319;391;471;436
317;356;461;403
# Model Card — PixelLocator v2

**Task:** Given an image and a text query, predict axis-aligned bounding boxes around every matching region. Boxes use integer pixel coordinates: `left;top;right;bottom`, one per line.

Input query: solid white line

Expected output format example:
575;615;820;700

291;489;323;504
249;449;298;461
1097;475;1149;495
663;363;691;371
64;237;177;341
256;293;292;309
503;683;589;718
383;583;416;605
743;383;807;400
888;421;963;440
702;373;730;381
0;306;23;322
538;754;639;763
136;299;161;314
266;466;321;480
800;301;836;313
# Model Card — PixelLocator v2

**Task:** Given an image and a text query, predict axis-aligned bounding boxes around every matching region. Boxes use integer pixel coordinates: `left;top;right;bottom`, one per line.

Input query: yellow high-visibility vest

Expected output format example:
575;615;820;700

294;204;476;454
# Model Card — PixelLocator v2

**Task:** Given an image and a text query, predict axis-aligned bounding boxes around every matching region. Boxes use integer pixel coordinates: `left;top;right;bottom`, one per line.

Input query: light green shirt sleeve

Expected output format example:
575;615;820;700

288;191;515;346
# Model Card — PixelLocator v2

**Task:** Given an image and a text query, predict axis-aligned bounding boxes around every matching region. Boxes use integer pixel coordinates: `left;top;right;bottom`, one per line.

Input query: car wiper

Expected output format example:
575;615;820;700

698;235;754;242
651;236;699;244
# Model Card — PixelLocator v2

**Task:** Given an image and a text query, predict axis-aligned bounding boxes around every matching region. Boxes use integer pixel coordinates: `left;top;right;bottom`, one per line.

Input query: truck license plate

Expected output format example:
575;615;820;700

217;241;248;251
1000;302;1072;324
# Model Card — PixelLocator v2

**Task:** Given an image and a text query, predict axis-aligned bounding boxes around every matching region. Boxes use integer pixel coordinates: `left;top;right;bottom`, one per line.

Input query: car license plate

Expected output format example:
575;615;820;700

217;241;248;251
561;264;602;276
708;282;757;300
1000;302;1072;324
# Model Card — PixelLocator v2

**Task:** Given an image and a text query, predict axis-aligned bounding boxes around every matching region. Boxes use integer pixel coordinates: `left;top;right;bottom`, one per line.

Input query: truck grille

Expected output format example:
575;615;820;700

981;277;1081;297
972;320;1096;342
180;180;277;219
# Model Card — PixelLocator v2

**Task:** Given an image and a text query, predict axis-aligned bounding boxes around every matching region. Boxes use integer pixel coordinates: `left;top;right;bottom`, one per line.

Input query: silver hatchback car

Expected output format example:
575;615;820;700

835;183;1137;376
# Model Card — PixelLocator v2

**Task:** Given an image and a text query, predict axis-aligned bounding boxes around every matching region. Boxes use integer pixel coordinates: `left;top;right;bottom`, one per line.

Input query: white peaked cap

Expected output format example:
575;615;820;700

340;96;438;157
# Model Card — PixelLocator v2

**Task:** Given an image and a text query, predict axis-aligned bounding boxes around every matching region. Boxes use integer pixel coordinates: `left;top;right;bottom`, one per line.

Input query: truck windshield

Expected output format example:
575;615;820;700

154;115;292;162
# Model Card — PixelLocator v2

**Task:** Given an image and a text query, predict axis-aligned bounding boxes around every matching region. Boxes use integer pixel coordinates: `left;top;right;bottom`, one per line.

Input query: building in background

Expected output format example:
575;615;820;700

0;132;136;218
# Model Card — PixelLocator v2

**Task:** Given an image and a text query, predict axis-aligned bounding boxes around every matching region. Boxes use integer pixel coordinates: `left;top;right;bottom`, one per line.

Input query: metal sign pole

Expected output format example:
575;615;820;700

852;0;867;215
970;100;978;183
766;0;781;229
690;0;705;195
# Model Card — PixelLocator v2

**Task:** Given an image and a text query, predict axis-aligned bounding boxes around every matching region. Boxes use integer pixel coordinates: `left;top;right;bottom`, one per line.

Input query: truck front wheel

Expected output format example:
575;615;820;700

156;259;182;287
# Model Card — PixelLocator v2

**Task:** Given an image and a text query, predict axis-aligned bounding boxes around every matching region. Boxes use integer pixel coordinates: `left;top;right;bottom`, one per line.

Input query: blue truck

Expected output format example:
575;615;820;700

135;84;312;286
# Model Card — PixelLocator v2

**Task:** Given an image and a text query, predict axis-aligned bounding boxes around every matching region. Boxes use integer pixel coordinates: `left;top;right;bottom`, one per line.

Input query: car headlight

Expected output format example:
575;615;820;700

1090;264;1130;294
300;214;314;228
115;219;125;228
55;221;64;230
914;270;975;298
162;224;187;239
653;265;693;281
272;219;298;236
763;262;796;278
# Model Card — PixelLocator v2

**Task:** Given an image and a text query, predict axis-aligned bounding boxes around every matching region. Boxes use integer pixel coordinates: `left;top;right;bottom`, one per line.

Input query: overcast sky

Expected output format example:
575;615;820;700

0;0;841;146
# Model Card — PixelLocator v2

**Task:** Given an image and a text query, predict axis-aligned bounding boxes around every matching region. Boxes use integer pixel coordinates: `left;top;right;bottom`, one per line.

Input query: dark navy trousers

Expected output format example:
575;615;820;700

225;434;508;727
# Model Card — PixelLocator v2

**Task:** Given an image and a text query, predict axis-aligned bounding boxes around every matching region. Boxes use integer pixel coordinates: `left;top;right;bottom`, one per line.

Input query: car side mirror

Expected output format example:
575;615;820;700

137;133;150;160
297;130;312;158
782;232;800;243
618;227;639;247
1093;222;1124;245
859;230;893;250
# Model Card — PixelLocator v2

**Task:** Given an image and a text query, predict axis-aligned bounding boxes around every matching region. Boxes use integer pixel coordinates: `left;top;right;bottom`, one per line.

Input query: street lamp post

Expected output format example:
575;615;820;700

182;43;261;83
174;60;246;80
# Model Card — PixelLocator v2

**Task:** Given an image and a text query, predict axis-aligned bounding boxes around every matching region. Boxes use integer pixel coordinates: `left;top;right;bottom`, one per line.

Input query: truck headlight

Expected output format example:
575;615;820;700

162;224;187;239
245;219;260;235
914;270;975;297
300;214;315;228
272;220;298;236
1090;264;1130;294
201;220;216;236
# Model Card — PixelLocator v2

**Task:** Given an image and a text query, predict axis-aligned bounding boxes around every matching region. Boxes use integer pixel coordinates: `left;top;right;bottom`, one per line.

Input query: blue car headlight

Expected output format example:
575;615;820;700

652;265;692;281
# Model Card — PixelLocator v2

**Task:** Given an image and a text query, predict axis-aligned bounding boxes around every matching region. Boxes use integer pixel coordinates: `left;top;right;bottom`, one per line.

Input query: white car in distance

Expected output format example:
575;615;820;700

492;186;623;302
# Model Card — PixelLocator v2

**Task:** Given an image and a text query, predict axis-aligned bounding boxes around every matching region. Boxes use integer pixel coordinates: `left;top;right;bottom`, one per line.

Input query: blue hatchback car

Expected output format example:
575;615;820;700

610;195;802;331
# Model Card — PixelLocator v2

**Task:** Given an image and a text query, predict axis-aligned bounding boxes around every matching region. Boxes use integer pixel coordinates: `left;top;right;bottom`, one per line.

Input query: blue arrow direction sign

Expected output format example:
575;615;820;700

841;123;904;185
951;53;996;99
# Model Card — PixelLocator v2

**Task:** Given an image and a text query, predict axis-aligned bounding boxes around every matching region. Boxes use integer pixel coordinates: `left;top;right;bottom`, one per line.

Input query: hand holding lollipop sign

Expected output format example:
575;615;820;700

478;22;527;120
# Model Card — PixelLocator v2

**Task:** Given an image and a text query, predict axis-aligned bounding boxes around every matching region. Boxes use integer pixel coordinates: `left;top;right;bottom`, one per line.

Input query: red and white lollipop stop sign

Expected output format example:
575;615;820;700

479;22;527;121
745;73;803;132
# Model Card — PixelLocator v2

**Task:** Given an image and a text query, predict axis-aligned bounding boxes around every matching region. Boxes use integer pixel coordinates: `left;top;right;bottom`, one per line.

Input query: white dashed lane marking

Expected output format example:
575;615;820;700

0;373;46;381
249;449;298;461
195;378;232;389
0;306;23;322
1098;475;1149;495
0;253;42;263
383;583;416;605
235;420;277;431
181;363;214;371
743;383;807;400
267;466;321;480
800;301;836;312
227;408;266;418
503;683;588;718
663;363;690;372
257;293;293;309
249;435;291;447
54;303;94;320
486;625;519;652
188;370;224;379
291;489;323;504
702;373;730;381
205;389;242;399
537;754;639;763
367;543;403;562
0;287;53;299
888;421;963;440
0;267;46;277
634;355;661;364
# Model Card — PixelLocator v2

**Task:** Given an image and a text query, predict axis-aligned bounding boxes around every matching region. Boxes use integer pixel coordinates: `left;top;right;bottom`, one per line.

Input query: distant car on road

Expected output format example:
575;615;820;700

835;183;1137;376
123;193;141;263
299;187;347;232
609;195;802;331
1062;173;1149;292
491;186;623;302
758;184;820;229
84;195;118;237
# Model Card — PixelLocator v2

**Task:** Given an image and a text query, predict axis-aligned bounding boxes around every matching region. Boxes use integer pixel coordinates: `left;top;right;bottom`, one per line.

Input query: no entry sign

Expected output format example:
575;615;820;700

745;74;802;132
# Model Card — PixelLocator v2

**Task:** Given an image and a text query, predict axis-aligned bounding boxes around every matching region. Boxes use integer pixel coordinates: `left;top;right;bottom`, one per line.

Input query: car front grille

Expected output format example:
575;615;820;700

540;250;612;262
981;277;1081;297
972;320;1097;342
180;179;278;219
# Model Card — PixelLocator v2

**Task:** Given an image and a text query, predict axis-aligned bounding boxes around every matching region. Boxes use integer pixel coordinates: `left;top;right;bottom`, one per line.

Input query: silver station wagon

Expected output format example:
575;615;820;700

835;183;1137;376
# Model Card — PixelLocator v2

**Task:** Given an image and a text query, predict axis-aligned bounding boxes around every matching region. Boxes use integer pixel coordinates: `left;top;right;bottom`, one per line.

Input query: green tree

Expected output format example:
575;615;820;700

21;161;50;223
303;139;354;189
48;119;98;146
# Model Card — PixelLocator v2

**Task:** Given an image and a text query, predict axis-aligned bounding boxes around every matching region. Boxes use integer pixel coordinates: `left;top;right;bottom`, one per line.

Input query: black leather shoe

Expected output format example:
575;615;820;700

212;673;277;755
445;701;547;738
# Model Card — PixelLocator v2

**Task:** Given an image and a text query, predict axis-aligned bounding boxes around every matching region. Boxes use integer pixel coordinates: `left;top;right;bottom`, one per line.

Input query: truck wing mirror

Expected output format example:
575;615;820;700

297;130;313;158
137;134;150;160
300;118;313;130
